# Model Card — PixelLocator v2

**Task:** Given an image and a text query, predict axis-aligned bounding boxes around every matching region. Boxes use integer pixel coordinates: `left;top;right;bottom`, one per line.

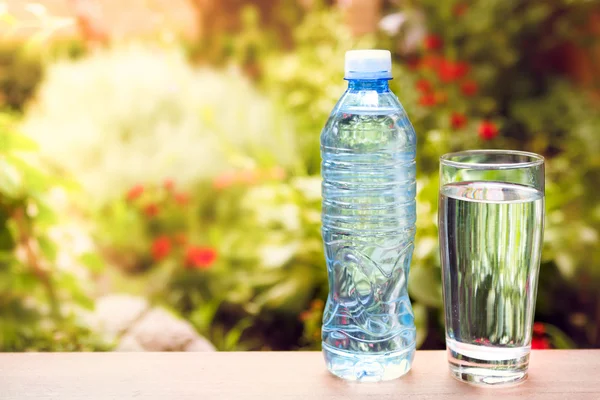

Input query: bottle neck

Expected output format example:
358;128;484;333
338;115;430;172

346;79;390;93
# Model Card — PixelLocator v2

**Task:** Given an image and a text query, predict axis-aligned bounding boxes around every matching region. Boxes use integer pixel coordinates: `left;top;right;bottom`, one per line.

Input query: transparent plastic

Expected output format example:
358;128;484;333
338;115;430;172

321;78;417;382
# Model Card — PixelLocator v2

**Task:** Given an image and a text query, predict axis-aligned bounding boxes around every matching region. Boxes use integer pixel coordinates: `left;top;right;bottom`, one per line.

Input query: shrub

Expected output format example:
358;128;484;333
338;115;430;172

22;45;298;204
0;111;108;351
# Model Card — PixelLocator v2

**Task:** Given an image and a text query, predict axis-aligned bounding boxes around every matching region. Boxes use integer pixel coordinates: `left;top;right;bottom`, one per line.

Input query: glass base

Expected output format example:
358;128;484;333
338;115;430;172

447;338;530;386
323;343;415;382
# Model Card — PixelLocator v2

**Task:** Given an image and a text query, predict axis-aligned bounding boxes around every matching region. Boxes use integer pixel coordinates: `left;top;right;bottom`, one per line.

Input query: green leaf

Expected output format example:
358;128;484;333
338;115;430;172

413;303;428;349
0;157;22;198
34;201;58;225
554;252;575;279
544;324;576;349
223;318;253;350
10;270;40;293
55;273;93;309
37;235;57;261
79;252;105;273
0;250;16;263
189;300;221;332
409;267;443;308
5;155;47;192
0;133;39;152
0;222;15;252
251;265;314;313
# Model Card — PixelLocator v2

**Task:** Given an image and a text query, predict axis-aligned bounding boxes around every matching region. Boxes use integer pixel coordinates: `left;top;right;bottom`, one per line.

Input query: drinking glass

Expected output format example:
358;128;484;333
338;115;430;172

438;150;545;386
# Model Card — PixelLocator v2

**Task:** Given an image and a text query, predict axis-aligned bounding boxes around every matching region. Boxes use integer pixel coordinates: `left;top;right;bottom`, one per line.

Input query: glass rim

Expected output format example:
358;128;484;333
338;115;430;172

440;149;544;170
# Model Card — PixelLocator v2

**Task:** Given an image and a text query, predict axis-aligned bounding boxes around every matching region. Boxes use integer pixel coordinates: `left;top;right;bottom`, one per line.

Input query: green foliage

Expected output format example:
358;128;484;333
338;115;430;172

0;44;41;111
0;112;108;351
92;171;323;350
255;2;600;349
514;81;600;277
262;7;376;174
2;1;599;352
219;176;324;313
388;0;600;348
0;40;85;111
22;45;299;204
160;175;325;349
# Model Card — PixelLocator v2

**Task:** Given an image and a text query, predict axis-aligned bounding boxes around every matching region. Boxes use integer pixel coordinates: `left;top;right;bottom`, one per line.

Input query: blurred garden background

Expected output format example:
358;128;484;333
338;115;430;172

0;0;599;352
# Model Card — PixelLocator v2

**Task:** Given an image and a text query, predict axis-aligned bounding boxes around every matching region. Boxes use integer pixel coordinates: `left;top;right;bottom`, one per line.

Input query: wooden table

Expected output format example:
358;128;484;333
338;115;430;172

1;350;599;399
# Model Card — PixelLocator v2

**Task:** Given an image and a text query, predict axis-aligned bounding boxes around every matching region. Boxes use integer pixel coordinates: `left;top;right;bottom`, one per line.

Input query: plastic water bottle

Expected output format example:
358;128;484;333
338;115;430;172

321;50;417;382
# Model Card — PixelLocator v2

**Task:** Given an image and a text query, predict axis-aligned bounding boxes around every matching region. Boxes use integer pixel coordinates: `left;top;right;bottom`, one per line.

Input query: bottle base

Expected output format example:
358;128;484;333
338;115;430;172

446;338;529;386
322;343;415;382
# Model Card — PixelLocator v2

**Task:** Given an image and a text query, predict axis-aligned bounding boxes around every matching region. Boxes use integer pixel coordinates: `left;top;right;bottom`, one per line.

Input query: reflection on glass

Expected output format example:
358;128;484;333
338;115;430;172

439;150;545;386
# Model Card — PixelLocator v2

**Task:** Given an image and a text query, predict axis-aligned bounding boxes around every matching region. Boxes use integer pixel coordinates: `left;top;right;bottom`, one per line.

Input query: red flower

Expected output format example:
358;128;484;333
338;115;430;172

531;337;551;350
453;3;468;17
438;61;457;83
415;79;433;94
450;112;467;129
151;236;171;261
164;179;174;191
174;192;190;205
460;80;479;96
126;185;144;201
423;34;443;51
455;62;470;78
533;322;545;336
438;60;470;83
185;246;218;269
144;203;159;217
478;121;499;140
418;93;437;107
